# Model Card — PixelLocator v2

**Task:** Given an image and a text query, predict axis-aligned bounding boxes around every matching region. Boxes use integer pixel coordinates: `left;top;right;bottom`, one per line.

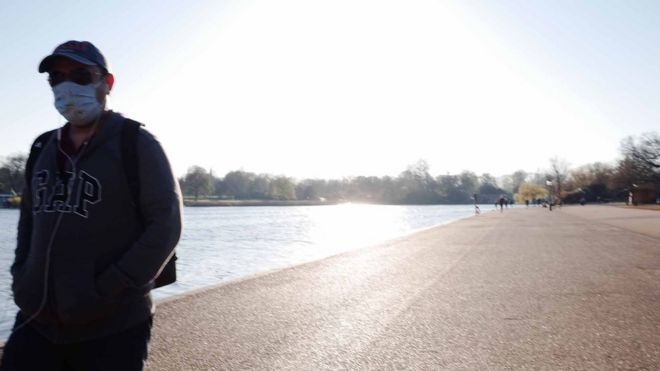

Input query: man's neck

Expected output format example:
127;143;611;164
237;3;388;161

68;112;106;149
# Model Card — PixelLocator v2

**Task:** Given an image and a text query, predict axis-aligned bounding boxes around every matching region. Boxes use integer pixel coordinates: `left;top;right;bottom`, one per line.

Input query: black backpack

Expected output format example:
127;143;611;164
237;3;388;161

25;119;176;288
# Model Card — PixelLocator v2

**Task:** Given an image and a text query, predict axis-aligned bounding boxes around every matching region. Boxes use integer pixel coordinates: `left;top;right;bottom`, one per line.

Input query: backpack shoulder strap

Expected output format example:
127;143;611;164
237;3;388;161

25;130;56;184
120;119;143;222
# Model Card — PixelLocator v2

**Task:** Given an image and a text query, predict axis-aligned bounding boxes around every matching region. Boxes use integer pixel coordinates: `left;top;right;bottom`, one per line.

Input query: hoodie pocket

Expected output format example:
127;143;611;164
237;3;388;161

12;262;50;320
56;264;120;325
12;264;33;312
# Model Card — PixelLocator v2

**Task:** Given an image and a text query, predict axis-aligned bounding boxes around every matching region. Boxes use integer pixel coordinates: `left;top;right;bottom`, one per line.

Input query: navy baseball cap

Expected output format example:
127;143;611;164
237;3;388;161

38;40;108;73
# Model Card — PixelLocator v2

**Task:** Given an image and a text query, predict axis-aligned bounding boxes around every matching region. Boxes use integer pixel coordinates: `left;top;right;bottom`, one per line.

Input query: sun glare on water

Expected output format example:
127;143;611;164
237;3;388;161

303;203;412;255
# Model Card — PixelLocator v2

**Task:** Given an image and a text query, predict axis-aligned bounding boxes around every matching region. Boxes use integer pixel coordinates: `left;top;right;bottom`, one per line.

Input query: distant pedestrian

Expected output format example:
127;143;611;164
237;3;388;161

473;194;480;215
498;196;505;212
525;199;530;207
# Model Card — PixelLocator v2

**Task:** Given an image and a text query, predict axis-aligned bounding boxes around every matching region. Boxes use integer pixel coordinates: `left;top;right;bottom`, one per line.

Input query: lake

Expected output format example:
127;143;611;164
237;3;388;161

0;203;493;341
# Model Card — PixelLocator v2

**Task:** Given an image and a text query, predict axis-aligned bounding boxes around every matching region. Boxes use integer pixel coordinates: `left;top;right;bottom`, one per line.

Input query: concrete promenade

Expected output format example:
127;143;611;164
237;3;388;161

147;206;660;370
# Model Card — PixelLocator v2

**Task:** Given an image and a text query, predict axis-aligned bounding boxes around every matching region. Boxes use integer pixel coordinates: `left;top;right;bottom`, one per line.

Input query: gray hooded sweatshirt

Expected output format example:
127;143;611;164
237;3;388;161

11;111;182;343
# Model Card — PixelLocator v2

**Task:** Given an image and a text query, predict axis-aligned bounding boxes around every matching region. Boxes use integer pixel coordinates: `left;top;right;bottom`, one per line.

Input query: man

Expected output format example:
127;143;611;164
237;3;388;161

0;41;182;370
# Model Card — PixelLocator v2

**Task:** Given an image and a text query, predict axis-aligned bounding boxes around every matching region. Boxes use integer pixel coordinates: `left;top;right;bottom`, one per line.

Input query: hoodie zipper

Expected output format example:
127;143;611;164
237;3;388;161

51;135;90;334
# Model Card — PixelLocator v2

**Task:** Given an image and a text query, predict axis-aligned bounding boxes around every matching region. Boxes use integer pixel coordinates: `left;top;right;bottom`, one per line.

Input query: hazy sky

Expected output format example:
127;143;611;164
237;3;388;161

1;0;659;179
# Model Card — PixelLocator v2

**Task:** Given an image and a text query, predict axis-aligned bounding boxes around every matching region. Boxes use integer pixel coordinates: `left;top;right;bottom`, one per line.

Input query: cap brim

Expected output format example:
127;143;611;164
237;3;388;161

38;52;97;73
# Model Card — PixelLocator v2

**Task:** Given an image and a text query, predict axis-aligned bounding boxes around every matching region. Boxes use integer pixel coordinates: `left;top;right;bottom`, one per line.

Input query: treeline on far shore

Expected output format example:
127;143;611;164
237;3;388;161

1;132;658;207
177;132;659;206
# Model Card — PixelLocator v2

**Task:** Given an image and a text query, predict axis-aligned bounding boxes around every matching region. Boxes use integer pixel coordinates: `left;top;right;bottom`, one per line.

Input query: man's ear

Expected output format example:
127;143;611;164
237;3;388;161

105;73;115;92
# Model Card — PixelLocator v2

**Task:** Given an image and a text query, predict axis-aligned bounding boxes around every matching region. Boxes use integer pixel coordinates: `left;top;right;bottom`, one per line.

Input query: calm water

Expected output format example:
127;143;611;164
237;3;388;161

0;204;491;341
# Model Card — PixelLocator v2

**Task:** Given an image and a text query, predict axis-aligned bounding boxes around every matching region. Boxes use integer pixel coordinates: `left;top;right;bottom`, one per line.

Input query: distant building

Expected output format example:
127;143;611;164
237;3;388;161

631;183;660;205
0;193;20;208
1;194;13;206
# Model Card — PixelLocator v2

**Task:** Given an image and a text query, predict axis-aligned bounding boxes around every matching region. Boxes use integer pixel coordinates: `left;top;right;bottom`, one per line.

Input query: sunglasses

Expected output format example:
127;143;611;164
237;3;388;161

48;68;103;87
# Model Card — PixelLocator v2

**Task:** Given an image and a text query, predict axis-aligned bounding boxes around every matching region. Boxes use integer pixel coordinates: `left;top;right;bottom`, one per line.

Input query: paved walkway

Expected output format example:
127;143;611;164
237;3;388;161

147;206;660;370
561;204;660;239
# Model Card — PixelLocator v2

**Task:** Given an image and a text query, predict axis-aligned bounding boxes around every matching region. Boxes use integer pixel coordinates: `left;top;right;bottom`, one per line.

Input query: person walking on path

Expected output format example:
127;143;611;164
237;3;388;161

0;41;182;371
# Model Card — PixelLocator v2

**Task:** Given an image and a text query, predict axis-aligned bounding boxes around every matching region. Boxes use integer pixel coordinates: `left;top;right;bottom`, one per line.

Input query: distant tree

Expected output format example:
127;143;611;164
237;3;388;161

608;154;645;202
591;162;615;186
500;171;528;195
249;174;271;199
458;171;479;196
510;170;528;194
514;183;548;203
479;173;497;187
213;176;227;198
181;166;213;200
379;176;400;204
528;172;549;187
476;172;509;203
478;173;500;194
567;162;615;202
222;170;253;199
477;182;502;195
343;176;385;202
0;167;10;193
296;179;326;200
611;133;660;200
0;154;27;194
619;132;660;184
548;157;570;199
399;160;438;204
500;175;513;194
436;174;469;203
324;179;345;201
269;176;296;200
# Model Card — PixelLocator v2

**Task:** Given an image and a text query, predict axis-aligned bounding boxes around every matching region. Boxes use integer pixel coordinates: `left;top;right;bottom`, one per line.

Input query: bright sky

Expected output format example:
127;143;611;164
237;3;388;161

1;0;659;179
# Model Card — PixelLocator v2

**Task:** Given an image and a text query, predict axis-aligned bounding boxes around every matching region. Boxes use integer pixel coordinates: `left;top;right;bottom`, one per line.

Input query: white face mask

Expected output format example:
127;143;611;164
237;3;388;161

53;81;103;127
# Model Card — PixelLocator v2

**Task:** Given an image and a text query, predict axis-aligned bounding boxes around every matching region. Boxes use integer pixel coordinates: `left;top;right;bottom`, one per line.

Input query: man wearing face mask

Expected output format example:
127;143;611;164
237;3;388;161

0;41;182;371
